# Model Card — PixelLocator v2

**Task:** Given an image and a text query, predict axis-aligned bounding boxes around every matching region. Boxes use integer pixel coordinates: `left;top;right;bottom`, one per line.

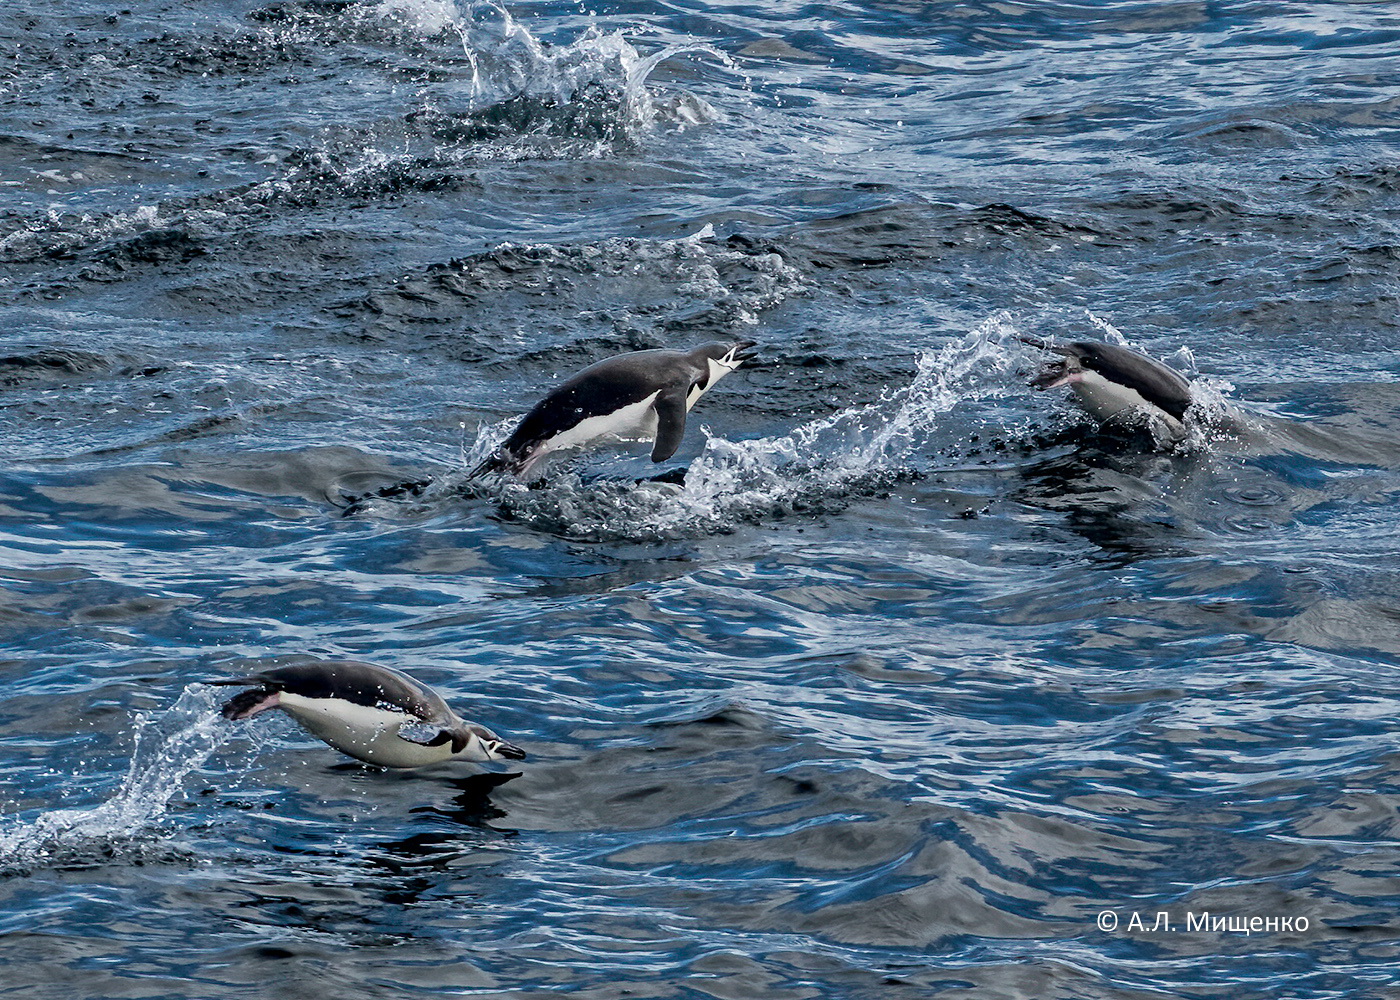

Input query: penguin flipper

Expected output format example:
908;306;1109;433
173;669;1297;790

650;388;689;463
398;719;456;747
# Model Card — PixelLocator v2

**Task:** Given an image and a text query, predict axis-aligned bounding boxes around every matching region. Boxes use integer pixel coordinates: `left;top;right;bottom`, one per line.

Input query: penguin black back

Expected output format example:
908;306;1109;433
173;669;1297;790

214;661;448;721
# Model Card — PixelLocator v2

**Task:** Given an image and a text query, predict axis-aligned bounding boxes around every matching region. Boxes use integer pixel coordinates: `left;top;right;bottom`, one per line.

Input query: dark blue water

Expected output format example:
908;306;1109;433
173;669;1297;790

3;1;1400;996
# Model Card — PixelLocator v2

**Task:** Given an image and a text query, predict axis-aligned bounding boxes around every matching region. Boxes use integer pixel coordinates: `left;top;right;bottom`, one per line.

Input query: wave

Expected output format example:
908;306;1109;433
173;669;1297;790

349;226;804;344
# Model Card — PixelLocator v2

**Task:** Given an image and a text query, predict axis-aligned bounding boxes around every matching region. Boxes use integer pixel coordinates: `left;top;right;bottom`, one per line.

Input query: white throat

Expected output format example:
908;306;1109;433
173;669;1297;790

687;357;739;410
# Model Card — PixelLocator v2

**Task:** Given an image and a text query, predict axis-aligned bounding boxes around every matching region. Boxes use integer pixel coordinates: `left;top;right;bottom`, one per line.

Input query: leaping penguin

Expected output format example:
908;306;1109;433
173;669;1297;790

216;661;525;768
1020;335;1193;442
470;341;758;479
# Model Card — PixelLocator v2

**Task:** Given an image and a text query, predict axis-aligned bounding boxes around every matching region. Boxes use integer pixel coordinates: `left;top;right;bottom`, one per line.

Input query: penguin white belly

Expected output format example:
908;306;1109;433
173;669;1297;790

1069;370;1184;437
537;390;662;457
277;692;454;768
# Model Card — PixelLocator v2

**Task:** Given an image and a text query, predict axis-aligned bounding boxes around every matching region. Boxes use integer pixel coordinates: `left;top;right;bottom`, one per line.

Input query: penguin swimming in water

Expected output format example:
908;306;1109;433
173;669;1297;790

216;661;525;768
470;341;758;479
1020;335;1193;443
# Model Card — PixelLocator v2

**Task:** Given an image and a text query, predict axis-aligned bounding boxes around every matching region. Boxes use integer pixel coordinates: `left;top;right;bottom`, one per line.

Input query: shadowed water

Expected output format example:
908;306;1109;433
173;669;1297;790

3;0;1400;997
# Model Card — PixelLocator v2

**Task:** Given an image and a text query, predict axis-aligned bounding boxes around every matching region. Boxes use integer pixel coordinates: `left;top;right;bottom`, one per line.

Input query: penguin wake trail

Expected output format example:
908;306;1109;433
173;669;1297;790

0;687;230;873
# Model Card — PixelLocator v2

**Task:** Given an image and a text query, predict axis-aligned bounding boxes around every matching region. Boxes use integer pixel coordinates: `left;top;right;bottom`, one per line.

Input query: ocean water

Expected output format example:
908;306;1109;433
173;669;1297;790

3;1;1400;996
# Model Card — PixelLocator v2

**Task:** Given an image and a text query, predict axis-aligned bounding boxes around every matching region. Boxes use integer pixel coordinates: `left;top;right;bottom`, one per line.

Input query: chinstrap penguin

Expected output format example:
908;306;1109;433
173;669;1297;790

470;341;758;479
1020;335;1193;442
216;661;525;768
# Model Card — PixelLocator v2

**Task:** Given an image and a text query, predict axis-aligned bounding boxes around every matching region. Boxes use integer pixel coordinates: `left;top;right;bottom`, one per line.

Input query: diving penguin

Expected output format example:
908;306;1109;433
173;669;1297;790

470;341;758;479
216;661;525;768
1020;335;1193;443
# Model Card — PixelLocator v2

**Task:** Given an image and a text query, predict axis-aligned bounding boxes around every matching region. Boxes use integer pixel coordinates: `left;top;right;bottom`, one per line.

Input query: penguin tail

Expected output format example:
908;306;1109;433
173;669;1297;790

466;455;501;480
214;682;281;721
467;448;527;481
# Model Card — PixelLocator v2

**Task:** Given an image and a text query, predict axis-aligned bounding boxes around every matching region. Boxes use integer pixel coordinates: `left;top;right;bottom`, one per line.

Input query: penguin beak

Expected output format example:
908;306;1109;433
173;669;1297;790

1021;338;1081;390
463;725;527;762
492;741;527;761
728;340;759;367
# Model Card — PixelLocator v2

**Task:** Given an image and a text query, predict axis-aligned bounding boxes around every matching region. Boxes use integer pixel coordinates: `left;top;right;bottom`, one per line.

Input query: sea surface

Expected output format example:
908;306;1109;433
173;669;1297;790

3;1;1400;997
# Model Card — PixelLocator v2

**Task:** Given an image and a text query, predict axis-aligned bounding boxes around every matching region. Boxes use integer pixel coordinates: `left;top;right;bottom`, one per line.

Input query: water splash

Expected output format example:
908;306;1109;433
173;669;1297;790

0;686;229;872
440;0;719;140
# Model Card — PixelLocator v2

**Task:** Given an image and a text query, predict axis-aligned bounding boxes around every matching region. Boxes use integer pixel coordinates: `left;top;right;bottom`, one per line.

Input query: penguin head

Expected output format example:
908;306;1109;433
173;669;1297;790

690;341;758;400
455;723;527;762
718;340;759;370
694;340;758;374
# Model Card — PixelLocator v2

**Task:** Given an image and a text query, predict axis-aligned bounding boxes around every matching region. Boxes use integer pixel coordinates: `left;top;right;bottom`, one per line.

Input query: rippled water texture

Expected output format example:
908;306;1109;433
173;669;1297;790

4;1;1400;997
